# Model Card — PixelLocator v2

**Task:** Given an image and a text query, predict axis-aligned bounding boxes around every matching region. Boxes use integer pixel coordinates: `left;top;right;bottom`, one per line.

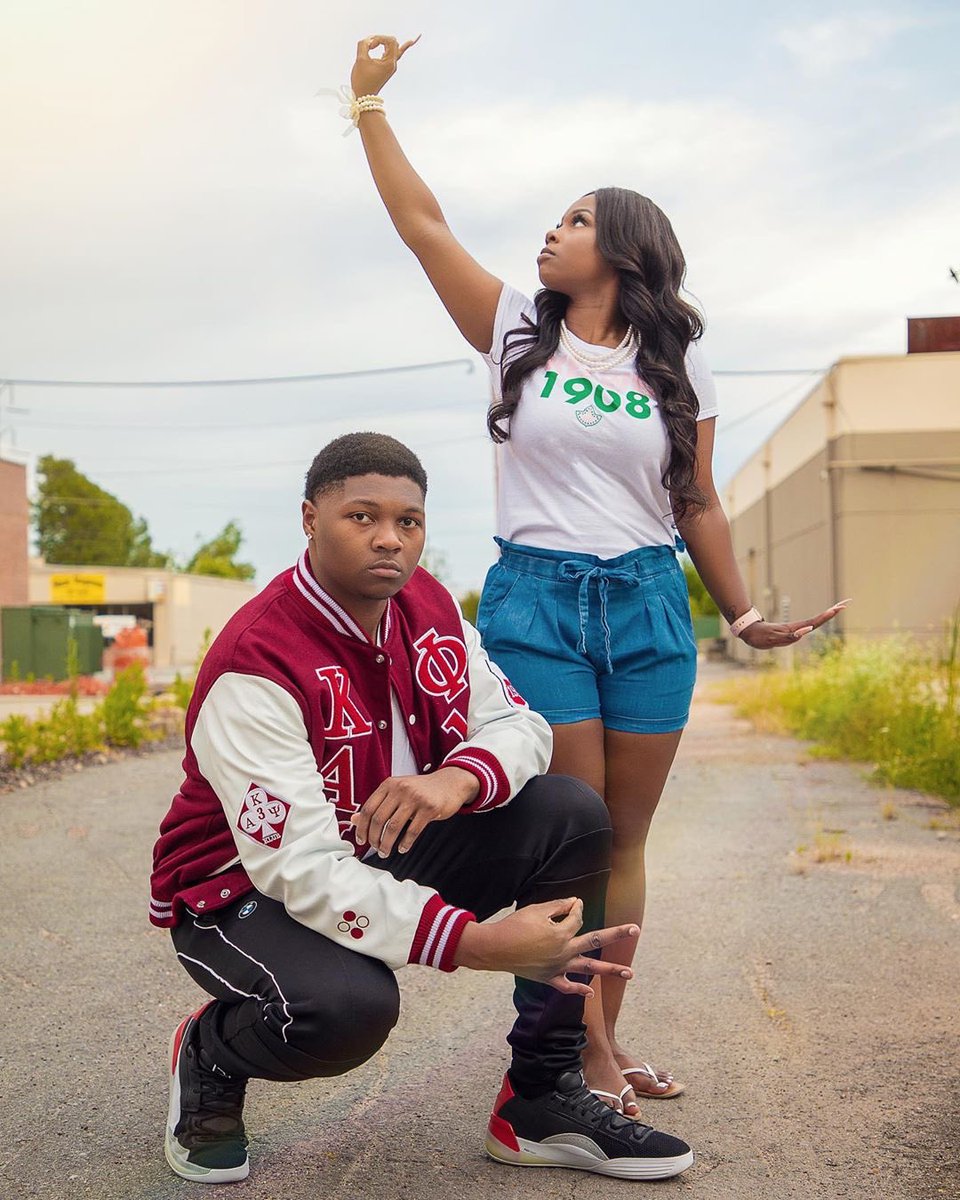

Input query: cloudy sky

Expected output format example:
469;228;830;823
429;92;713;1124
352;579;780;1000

1;0;958;592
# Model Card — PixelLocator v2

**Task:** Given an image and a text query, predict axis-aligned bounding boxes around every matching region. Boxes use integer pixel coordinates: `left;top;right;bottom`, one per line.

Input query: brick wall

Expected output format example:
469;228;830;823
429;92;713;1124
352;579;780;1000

0;459;29;607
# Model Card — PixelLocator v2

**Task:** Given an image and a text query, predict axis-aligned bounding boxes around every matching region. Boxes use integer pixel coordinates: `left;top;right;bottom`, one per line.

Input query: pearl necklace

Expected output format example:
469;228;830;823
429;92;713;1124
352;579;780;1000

559;320;636;369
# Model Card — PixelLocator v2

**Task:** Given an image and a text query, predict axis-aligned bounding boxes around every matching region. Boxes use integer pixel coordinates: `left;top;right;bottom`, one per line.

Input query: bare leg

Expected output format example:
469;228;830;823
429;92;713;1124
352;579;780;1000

547;721;622;1111
547;718;606;797
549;722;683;1115
599;727;684;1112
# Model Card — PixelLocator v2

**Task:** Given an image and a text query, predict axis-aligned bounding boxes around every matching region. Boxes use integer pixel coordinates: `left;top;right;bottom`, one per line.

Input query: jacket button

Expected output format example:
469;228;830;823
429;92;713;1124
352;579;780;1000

408;714;416;725
377;719;388;731
375;653;385;664
422;763;432;772
220;888;231;898
196;900;206;908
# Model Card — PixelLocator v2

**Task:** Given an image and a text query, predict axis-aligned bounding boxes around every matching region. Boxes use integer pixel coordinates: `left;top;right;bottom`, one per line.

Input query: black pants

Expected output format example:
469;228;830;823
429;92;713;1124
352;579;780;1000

171;775;611;1096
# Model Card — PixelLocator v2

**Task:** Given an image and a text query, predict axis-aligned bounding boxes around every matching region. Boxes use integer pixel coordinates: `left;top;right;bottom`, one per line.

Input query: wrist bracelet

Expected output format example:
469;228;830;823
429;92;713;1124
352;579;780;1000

317;85;385;136
352;94;385;120
729;606;763;638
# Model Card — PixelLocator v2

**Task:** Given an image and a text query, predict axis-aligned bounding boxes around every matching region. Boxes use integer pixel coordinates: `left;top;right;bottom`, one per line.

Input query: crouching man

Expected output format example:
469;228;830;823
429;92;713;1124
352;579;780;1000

149;432;693;1183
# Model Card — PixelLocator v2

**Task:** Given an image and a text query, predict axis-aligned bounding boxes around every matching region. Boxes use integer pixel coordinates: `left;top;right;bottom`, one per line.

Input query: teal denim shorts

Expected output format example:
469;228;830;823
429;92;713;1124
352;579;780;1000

476;537;697;734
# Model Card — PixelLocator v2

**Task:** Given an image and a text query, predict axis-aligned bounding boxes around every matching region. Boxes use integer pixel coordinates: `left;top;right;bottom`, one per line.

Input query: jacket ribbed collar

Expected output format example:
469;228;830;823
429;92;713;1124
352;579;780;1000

289;550;393;645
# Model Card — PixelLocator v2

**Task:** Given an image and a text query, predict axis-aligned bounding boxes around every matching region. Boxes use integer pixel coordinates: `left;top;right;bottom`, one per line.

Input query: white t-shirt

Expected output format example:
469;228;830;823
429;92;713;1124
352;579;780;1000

390;688;418;777
482;285;719;557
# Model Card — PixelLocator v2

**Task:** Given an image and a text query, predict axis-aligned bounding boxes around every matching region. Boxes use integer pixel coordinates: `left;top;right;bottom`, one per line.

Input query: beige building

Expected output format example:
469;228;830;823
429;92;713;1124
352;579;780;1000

723;326;960;661
1;460;257;677
28;560;257;671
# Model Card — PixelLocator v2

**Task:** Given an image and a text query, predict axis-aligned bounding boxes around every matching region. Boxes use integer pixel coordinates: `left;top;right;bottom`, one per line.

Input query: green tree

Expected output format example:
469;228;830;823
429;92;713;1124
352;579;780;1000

184;520;256;581
683;558;719;617
419;542;450;584
459;589;481;625
33;455;170;567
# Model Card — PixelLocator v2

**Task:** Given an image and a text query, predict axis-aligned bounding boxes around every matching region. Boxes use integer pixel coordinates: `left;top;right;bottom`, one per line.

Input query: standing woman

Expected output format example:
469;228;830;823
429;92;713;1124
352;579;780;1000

342;35;847;1117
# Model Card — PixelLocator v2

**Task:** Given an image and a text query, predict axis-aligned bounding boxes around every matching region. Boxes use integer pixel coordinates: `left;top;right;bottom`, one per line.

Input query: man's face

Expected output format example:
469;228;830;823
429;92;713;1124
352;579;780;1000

302;473;426;610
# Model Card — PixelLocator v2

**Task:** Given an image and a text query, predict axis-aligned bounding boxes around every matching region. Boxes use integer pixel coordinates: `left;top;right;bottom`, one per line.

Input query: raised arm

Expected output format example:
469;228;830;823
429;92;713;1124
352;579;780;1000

349;35;503;353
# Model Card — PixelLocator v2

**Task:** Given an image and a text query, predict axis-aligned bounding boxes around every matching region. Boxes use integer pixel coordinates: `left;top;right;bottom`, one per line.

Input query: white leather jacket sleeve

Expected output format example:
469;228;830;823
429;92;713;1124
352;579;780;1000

191;672;454;970
442;618;553;812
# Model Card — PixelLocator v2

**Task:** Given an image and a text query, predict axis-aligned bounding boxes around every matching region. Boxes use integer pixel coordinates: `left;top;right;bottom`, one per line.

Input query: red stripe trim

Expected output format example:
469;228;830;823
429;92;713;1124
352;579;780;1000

422;904;458;965
444;747;510;811
408;894;475;971
292;552;372;643
170;1016;189;1074
409;894;448;966
296;553;370;641
172;1000;215;1072
291;569;353;635
492;1071;515;1115
488;1112;520;1153
488;1072;520;1149
435;909;475;973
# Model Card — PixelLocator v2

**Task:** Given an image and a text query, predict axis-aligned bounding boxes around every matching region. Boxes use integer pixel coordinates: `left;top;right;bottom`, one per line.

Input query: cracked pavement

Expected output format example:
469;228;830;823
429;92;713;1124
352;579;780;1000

2;660;958;1199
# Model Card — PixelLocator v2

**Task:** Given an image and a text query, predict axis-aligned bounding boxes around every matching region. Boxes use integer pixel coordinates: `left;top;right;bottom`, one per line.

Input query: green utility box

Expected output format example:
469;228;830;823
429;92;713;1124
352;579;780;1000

691;614;721;641
1;606;104;681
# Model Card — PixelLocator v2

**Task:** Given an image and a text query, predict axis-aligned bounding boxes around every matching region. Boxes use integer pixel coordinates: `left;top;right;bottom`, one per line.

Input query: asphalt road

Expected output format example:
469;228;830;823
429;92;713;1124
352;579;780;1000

2;661;958;1200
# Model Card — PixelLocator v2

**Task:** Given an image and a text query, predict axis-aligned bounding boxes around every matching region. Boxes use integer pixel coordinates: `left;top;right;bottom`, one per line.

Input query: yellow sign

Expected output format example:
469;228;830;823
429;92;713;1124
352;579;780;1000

50;573;106;604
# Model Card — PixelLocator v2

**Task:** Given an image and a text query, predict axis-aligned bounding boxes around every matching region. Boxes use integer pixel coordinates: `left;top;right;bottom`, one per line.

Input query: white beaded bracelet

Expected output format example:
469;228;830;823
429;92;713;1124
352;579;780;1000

729;606;763;638
317;85;385;136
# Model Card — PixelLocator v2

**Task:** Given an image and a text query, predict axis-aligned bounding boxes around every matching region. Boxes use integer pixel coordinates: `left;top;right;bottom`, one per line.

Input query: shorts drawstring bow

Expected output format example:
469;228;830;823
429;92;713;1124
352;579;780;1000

557;561;640;675
478;536;696;734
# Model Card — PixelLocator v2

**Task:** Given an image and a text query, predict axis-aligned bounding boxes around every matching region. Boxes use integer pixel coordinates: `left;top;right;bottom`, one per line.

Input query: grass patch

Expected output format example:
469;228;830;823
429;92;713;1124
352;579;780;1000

715;626;960;805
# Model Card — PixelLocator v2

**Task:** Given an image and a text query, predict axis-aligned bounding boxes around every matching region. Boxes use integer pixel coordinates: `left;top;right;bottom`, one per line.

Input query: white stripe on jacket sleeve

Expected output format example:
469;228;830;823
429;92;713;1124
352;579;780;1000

192;672;469;971
441;618;552;812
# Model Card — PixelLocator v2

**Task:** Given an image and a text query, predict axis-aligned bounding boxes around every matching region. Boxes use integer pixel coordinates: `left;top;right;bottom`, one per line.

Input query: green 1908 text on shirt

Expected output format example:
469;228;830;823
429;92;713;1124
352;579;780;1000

540;371;653;420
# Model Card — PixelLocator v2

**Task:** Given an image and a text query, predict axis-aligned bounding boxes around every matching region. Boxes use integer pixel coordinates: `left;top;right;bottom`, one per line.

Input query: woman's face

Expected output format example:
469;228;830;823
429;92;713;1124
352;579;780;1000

536;194;616;294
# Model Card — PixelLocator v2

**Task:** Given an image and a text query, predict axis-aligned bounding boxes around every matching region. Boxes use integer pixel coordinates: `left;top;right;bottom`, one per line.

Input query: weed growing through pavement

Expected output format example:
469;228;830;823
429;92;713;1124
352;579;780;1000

927;812;960;831
791;819;853;868
811;828;851;864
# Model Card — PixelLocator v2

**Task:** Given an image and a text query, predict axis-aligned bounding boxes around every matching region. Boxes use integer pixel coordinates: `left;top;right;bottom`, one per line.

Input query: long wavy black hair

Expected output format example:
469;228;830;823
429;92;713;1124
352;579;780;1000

488;186;707;522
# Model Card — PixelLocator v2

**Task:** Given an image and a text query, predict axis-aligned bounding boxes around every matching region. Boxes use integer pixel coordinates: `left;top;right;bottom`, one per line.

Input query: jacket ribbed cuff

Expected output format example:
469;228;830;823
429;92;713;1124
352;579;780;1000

442;747;510;812
408;893;476;972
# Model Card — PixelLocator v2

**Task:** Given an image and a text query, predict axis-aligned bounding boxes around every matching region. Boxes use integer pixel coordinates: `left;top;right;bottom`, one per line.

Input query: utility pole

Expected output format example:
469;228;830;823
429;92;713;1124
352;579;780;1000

0;381;30;458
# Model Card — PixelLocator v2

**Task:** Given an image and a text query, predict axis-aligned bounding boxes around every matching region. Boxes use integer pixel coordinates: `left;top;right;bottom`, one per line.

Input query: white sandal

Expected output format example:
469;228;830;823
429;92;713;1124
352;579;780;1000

621;1063;685;1099
589;1084;634;1111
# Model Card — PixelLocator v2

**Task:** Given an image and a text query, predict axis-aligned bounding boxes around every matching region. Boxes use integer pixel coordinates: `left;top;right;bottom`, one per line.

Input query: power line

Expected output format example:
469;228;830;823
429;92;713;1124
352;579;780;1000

718;373;824;432
712;368;826;377
35;431;487;479
2;360;821;398
4;362;826;434
1;357;475;390
94;442;485;476
15;407;484;433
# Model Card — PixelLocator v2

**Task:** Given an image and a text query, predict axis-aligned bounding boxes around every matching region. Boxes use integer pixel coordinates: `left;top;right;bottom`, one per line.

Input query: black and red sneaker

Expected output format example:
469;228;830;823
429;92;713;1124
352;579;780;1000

165;1004;249;1183
485;1070;694;1180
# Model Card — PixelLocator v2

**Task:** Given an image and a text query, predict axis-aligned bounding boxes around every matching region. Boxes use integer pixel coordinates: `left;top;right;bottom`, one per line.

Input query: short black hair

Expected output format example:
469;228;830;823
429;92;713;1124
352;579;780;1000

304;432;428;501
